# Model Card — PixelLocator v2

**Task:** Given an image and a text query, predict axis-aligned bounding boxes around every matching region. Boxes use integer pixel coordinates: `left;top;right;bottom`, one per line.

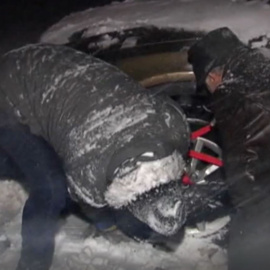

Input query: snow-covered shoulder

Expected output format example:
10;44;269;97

41;0;270;46
105;151;185;208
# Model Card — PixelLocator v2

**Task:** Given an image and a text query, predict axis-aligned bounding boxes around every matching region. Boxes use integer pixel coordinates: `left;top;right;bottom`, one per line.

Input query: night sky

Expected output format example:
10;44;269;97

0;0;123;54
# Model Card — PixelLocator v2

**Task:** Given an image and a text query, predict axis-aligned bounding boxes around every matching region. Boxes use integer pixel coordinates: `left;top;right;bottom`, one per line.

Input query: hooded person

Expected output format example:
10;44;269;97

0;44;192;269
188;27;270;270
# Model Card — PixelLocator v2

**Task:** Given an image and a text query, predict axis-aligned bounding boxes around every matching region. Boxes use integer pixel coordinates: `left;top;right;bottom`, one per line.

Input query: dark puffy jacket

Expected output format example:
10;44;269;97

210;46;270;207
0;44;189;208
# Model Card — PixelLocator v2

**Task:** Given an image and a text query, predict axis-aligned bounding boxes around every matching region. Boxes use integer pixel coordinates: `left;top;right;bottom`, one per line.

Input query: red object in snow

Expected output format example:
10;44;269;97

182;174;194;185
181;123;223;185
188;150;223;167
191;124;212;140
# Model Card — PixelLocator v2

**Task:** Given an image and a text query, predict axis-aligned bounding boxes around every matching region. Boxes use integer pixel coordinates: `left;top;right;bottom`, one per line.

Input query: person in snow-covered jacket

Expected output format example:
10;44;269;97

0;44;193;270
188;27;270;270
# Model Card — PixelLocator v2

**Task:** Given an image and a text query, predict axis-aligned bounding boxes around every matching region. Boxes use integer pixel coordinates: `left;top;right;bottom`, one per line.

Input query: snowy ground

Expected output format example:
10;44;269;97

0;180;229;270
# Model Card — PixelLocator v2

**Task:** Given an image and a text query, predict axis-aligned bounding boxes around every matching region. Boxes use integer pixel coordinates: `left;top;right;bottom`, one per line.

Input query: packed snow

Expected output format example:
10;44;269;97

41;0;270;46
0;180;228;270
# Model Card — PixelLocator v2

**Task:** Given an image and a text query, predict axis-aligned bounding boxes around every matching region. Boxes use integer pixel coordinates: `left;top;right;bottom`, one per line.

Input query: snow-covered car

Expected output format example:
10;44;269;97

41;0;270;47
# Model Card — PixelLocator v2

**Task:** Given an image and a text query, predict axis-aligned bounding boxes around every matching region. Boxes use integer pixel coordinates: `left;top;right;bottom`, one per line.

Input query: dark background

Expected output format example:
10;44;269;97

0;0;124;54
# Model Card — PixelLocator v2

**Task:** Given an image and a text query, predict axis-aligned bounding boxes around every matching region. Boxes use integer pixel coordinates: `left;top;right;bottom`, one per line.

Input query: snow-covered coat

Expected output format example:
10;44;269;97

0;44;189;209
210;46;270;207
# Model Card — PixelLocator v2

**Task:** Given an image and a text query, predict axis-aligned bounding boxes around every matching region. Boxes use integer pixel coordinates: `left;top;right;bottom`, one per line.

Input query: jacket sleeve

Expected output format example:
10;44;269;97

219;95;270;208
209;47;270;207
0;125;67;270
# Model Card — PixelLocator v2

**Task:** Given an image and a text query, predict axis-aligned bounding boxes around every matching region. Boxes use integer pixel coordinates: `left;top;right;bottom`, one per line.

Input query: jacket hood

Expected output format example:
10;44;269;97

188;27;246;89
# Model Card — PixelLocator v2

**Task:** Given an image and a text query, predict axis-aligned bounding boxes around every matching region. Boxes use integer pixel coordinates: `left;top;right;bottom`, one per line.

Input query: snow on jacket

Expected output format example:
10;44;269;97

210;46;270;207
0;44;189;208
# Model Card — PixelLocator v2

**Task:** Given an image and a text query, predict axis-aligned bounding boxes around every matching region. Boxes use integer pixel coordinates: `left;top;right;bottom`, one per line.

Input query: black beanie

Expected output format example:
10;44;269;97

188;27;246;88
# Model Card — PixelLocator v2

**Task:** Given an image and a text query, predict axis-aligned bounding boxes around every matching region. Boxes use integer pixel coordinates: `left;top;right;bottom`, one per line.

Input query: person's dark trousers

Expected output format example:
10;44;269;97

228;195;270;270
0;126;67;270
